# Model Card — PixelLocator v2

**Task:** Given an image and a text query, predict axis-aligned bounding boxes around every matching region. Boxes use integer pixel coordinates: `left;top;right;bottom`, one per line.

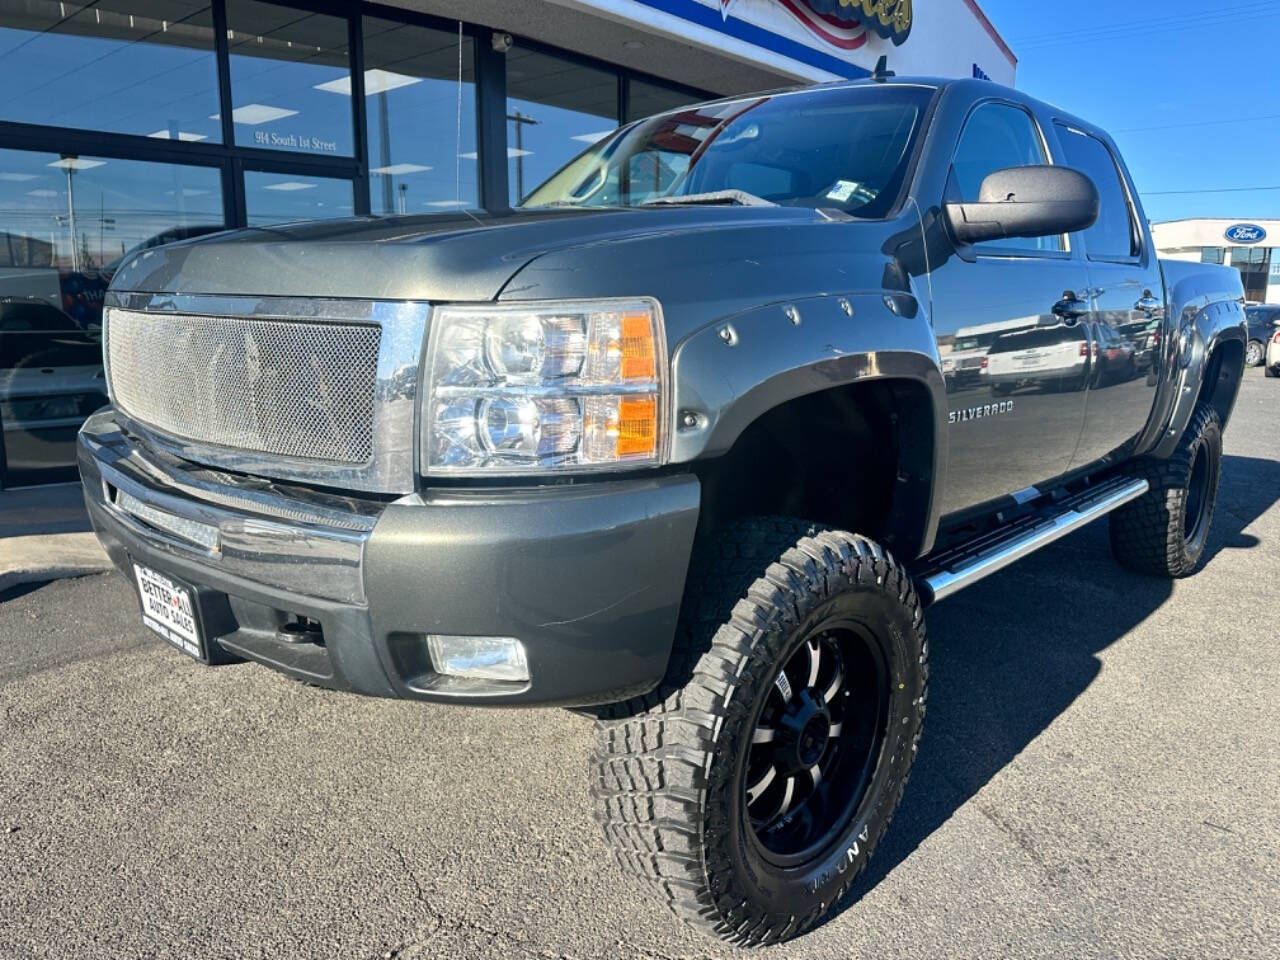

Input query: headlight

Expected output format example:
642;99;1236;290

423;298;667;474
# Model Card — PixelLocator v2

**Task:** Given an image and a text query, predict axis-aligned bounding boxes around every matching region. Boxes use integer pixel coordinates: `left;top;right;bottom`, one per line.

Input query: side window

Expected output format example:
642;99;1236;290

949;102;1062;253
1056;125;1137;260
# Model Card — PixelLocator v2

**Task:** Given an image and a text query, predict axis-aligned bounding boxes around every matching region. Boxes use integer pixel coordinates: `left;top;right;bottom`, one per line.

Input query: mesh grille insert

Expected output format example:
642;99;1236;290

107;309;382;465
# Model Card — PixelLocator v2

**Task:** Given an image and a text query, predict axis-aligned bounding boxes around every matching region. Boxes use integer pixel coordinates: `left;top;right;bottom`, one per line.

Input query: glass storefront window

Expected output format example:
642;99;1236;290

362;17;477;214
626;79;702;123
0;148;223;485
0;0;221;142
226;0;353;156
1200;247;1225;264
244;170;353;225
505;46;618;205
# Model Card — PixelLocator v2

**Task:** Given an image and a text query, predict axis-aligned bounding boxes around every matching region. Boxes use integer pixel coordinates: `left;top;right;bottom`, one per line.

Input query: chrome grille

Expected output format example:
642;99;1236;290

106;308;382;465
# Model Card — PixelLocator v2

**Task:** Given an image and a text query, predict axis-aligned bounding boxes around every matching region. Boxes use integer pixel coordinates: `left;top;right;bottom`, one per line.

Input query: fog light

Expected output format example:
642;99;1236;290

426;634;529;682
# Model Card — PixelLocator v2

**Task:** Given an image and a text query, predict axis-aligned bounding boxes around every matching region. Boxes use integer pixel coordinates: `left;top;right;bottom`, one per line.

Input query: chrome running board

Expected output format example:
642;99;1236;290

919;476;1150;603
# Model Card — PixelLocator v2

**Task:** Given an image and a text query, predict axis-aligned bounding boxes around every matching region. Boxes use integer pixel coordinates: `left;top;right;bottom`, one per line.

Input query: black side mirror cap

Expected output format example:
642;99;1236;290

944;165;1100;246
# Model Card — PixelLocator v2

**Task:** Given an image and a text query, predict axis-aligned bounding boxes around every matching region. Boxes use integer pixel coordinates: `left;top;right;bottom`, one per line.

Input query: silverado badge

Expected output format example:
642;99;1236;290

949;400;1014;425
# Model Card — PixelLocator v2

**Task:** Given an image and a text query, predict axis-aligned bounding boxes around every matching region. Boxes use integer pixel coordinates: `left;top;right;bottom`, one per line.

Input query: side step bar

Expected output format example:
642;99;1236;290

918;476;1150;604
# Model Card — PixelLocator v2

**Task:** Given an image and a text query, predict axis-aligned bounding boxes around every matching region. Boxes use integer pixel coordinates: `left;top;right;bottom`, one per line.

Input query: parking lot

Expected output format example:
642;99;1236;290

2;369;1277;960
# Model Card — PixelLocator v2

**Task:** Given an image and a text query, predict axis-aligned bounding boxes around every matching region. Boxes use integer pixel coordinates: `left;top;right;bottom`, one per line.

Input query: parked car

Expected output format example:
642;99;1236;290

1266;315;1280;377
78;77;1247;947
1246;304;1280;367
0;297;106;486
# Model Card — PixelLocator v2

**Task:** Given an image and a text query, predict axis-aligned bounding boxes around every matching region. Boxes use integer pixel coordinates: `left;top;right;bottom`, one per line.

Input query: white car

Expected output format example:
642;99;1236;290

983;323;1089;395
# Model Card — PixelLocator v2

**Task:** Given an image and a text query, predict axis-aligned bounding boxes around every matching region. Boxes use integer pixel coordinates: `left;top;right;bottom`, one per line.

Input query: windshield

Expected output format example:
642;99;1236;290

521;84;933;218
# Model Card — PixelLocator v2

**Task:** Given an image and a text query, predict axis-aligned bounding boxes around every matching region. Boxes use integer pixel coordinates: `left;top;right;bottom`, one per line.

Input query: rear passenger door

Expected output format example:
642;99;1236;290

1054;124;1164;468
928;101;1092;515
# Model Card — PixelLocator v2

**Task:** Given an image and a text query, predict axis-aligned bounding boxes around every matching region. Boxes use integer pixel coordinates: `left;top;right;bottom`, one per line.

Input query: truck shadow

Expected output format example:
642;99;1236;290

841;453;1279;911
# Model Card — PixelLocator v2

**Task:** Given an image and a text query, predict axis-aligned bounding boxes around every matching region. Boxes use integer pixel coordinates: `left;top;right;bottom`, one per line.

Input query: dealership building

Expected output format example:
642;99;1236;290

1152;219;1280;304
0;0;1015;487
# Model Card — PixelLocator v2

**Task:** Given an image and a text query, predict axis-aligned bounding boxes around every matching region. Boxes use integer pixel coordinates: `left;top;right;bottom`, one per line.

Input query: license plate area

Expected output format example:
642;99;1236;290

132;561;208;661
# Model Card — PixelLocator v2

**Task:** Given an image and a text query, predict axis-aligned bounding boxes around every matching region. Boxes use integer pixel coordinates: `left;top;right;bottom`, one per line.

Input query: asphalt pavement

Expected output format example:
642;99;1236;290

2;370;1278;960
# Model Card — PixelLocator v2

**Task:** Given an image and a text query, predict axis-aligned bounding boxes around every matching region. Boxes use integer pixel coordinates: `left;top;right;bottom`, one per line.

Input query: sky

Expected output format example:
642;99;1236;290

979;0;1280;224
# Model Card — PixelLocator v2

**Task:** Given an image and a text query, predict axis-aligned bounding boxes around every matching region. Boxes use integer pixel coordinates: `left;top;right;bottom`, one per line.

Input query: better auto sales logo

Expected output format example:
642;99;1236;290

720;0;913;47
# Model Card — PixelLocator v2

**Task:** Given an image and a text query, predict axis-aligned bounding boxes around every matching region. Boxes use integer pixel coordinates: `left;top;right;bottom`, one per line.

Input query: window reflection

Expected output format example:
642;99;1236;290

226;0;353;156
0;148;223;484
626;79;700;123
244;170;353;225
362;17;477;214
0;0;220;141
505;46;618;205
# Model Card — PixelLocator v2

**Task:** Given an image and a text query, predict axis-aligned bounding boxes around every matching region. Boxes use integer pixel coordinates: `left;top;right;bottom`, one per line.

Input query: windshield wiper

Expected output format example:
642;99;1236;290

642;190;776;208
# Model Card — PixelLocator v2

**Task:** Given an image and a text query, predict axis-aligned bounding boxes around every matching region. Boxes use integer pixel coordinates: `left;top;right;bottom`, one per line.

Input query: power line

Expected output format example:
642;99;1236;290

1013;3;1280;50
1113;111;1280;135
1142;185;1280;197
1007;0;1275;45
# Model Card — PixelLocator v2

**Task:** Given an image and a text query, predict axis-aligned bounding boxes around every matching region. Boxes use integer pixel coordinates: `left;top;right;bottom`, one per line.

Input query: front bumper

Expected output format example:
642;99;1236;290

78;409;700;706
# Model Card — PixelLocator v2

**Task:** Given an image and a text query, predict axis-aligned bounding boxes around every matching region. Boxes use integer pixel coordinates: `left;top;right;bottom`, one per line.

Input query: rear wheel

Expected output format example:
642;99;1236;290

1245;340;1265;367
591;519;927;946
1109;403;1222;578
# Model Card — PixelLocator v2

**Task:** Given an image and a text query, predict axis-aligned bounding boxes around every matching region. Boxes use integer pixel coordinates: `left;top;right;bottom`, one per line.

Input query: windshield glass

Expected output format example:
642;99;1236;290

521;84;934;218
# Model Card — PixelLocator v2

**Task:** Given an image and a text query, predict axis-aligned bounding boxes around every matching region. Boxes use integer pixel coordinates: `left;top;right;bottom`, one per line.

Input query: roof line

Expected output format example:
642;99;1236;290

961;0;1017;68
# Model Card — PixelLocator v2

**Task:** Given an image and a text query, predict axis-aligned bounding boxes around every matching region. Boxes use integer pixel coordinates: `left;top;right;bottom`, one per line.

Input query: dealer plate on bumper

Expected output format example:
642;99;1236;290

132;562;207;661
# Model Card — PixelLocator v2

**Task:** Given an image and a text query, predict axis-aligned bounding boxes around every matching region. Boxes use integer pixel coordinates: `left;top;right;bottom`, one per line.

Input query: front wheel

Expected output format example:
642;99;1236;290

591;520;927;946
1109;403;1222;577
1245;340;1265;367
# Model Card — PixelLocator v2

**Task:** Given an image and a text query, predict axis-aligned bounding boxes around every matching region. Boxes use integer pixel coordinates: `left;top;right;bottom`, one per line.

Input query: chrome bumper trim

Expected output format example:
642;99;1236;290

80;410;372;605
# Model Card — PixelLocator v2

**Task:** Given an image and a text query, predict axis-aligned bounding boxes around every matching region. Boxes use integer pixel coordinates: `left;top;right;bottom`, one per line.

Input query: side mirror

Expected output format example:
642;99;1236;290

945;165;1100;245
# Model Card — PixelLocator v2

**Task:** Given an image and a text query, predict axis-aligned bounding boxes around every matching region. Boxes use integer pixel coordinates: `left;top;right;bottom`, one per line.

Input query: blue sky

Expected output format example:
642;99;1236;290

980;0;1280;224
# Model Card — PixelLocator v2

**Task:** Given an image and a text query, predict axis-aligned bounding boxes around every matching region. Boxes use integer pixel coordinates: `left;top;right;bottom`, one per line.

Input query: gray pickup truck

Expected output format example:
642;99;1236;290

78;77;1246;946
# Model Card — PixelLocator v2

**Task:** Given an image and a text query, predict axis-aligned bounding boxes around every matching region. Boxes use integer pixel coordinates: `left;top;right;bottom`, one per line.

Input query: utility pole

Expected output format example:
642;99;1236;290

64;158;79;273
505;109;540;203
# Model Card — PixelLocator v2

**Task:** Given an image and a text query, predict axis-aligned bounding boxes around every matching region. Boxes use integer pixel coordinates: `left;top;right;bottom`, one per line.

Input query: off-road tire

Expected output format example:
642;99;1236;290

1245;340;1265;367
590;518;927;946
1109;403;1222;578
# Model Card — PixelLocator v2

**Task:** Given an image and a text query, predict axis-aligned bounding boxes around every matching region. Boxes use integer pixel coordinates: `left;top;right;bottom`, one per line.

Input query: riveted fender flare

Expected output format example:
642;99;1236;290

668;291;948;555
1145;268;1247;461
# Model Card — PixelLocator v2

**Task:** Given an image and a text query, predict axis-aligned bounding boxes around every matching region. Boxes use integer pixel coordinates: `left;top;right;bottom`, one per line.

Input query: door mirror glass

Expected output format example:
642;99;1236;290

945;165;1099;246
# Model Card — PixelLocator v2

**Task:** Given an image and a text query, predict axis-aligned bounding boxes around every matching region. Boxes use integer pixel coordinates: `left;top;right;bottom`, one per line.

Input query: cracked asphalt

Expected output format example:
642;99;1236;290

2;368;1278;959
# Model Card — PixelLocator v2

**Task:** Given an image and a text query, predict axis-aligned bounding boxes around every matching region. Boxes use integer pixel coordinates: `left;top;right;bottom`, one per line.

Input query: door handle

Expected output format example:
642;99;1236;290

1134;295;1162;313
1052;296;1090;325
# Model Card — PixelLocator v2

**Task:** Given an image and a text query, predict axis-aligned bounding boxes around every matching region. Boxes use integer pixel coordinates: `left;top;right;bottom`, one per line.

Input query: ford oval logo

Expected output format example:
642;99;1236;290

1225;223;1267;244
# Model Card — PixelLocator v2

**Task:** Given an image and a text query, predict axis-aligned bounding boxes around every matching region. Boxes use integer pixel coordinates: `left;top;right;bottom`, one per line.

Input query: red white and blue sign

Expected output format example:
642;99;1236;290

721;0;912;47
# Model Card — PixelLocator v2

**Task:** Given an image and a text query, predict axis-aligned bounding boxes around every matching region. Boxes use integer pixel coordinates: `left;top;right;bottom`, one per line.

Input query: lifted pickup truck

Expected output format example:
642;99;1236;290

79;77;1246;946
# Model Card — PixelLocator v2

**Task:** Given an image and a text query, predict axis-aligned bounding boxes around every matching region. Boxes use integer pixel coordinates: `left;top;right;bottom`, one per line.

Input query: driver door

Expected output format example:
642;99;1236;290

926;101;1092;516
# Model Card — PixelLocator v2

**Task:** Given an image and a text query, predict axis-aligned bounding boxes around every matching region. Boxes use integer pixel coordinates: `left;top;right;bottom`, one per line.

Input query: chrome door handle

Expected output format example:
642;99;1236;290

1134;295;1162;313
1052;297;1090;325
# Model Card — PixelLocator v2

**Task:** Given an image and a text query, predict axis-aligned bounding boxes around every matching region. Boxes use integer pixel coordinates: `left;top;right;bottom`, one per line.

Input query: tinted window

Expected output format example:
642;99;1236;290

1056;126;1136;259
524;85;931;218
951;103;1061;252
990;325;1080;352
362;17;478;214
225;1;353;156
0;1;220;141
505;46;619;205
244;171;354;225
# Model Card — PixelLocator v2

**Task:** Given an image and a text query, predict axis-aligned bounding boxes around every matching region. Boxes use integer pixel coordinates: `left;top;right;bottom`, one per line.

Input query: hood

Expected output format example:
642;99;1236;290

108;206;825;303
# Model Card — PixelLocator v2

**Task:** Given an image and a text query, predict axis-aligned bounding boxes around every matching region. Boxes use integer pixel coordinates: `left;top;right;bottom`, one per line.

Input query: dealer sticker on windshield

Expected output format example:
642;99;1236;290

133;562;205;660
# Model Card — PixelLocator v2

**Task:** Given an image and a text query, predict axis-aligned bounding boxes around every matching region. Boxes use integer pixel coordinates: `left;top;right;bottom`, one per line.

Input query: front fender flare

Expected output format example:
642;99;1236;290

668;291;947;551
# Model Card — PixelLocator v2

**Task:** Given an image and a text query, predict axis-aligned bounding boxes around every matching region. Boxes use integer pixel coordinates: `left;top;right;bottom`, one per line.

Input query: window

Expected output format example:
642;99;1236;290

362;16;477;214
626;79;702;123
1056;125;1137;259
0;0;221;141
950;102;1061;252
505;46;619;205
244;170;353;224
523;85;931;218
0;147;223;483
1201;247;1225;264
225;0;353;156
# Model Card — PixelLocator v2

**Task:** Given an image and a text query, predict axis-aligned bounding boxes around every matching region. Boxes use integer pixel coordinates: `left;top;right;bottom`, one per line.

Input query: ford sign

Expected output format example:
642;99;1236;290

1225;223;1267;244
